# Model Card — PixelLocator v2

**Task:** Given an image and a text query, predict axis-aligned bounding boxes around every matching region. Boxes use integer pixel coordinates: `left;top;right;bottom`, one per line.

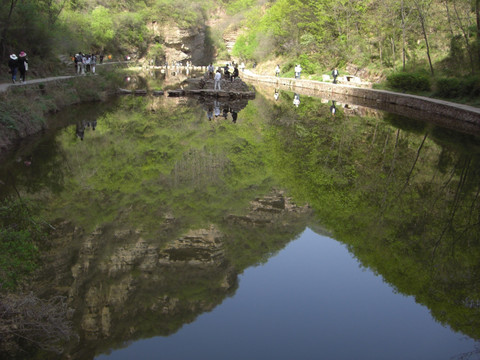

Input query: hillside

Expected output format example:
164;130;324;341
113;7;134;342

1;0;479;100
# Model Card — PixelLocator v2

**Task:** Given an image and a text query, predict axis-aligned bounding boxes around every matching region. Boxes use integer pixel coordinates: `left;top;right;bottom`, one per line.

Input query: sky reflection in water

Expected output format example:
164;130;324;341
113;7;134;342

97;228;476;360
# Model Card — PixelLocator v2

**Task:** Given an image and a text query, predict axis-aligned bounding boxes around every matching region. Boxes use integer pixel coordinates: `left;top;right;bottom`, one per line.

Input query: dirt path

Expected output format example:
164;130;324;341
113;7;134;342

0;76;76;93
0;61;129;93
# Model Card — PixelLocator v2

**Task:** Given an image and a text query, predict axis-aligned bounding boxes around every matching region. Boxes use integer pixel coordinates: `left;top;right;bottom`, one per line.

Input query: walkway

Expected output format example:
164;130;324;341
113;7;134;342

0;61;128;93
0;76;75;93
241;69;480;135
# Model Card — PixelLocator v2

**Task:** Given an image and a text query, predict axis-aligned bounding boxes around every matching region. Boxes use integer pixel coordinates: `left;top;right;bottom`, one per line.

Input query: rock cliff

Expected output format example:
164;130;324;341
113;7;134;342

147;21;213;65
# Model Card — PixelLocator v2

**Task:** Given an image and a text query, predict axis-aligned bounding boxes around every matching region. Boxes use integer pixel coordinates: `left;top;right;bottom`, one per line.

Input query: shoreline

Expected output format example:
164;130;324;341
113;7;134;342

241;70;480;136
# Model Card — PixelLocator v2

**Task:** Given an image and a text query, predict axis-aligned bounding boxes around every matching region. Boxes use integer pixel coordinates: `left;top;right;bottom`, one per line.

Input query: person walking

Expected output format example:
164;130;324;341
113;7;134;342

91;54;97;74
294;64;302;79
332;68;339;84
8;54;18;83
75;53;83;74
17;51;28;83
275;64;280;77
214;69;222;91
86;54;92;73
81;54;87;75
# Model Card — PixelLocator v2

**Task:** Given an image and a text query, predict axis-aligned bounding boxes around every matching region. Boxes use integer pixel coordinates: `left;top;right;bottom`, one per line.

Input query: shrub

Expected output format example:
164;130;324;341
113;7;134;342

386;72;431;92
297;54;317;74
434;76;480;99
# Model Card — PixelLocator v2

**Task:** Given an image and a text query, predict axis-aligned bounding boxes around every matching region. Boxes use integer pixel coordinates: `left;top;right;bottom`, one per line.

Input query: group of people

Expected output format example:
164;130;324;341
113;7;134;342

275;64;339;83
207;62;240;91
8;51;29;84
74;52;103;75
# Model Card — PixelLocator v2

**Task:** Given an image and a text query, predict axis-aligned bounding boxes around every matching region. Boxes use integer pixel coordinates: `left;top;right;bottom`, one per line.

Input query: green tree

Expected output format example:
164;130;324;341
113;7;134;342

90;6;115;49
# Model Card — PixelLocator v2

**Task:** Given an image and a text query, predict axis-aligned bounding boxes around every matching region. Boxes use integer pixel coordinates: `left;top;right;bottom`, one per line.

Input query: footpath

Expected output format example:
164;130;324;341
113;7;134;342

2;63;480;135
0;76;75;93
241;69;480;136
0;61;127;93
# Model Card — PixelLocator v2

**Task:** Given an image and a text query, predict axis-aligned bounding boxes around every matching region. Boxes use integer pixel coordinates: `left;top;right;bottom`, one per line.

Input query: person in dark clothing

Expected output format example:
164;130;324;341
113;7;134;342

224;64;230;80
17;51;28;83
8;54;18;83
332;68;339;84
231;65;239;82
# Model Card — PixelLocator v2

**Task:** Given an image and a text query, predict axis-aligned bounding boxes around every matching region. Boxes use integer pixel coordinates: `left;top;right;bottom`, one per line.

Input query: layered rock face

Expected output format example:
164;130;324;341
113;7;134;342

148;21;212;65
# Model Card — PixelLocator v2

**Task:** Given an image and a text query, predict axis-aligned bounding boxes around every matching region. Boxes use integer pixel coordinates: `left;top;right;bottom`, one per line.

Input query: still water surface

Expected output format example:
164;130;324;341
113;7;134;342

97;229;476;360
1;79;480;359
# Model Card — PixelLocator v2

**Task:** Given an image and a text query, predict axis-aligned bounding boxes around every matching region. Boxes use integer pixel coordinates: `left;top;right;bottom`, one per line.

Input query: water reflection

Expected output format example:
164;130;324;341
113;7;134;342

1;90;480;359
196;97;248;123
330;100;337;116
293;93;300;107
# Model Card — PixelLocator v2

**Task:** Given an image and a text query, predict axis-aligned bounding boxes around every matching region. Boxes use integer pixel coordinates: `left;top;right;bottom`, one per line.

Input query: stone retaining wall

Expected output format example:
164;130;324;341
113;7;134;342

241;70;480;136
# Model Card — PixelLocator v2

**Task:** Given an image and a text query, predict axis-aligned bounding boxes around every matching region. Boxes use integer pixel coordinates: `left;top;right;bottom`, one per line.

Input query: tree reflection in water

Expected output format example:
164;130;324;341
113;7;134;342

1;89;480;359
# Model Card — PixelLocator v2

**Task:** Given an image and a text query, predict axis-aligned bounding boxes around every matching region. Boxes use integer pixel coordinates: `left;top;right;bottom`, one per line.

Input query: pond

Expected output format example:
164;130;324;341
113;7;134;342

1;81;480;360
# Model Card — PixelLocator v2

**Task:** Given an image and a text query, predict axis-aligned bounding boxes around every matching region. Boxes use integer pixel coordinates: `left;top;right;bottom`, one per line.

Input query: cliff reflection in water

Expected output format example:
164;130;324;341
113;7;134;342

1;89;480;359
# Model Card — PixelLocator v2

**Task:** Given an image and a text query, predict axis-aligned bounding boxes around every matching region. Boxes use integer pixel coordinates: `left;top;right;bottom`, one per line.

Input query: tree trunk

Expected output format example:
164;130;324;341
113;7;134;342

415;0;435;75
444;0;455;37
476;0;480;69
453;0;475;73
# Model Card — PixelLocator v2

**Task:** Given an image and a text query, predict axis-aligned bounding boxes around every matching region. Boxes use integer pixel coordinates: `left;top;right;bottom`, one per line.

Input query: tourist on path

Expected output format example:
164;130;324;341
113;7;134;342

91;54;97;74
332;68;339;84
8;54;18;83
275;64;280;77
81;54;87;75
75;53;83;74
17;51;28;83
294;64;302;79
214;69;222;90
85;55;91;73
240;62;245;72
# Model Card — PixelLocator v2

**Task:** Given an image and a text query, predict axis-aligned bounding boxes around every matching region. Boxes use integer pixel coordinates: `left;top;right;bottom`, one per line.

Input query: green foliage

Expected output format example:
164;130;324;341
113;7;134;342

386;71;431;92
113;11;149;54
0;230;38;290
223;0;256;14
0;199;42;291
148;43;165;65
434;76;480;99
90;6;115;48
232;32;259;60
260;88;480;339
297;54;318;74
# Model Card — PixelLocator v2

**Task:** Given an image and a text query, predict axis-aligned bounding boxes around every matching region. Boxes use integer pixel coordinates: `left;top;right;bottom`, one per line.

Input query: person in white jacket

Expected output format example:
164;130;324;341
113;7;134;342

294;64;302;79
214;70;222;90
